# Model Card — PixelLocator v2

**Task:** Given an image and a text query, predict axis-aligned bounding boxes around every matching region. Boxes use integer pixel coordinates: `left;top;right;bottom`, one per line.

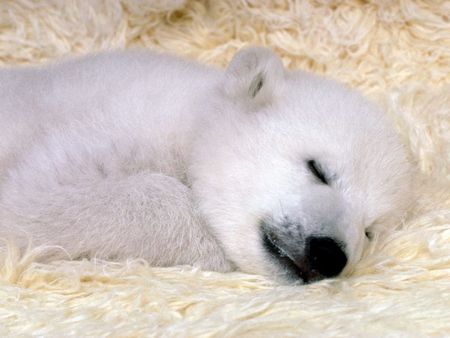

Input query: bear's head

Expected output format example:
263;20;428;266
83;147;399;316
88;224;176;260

189;47;413;283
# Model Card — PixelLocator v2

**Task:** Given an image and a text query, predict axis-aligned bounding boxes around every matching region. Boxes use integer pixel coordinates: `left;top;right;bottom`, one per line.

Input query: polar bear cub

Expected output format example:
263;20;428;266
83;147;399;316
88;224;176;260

0;47;412;283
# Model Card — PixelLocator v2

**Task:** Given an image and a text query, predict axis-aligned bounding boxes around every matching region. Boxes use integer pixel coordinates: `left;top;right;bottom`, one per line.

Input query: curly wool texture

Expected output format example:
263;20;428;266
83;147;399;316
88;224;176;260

0;0;449;336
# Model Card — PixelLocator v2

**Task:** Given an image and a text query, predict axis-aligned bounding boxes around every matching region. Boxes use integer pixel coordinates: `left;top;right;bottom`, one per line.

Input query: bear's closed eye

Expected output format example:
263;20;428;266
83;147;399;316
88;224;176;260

307;160;328;185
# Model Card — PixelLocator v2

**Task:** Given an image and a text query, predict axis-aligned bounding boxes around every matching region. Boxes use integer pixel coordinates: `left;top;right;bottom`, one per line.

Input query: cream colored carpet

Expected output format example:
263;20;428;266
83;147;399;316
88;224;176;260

0;1;449;336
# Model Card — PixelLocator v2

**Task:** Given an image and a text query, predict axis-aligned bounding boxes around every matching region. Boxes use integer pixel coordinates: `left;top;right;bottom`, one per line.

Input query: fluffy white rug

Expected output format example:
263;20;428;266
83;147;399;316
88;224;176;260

0;0;449;336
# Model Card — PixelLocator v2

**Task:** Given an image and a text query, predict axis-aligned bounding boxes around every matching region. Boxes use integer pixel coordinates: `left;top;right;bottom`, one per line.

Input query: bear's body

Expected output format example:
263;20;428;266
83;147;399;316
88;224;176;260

0;51;231;271
0;48;412;283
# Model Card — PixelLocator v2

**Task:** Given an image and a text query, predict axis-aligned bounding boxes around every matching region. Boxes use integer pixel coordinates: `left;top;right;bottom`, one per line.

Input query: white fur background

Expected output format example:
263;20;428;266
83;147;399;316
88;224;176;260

0;0;449;336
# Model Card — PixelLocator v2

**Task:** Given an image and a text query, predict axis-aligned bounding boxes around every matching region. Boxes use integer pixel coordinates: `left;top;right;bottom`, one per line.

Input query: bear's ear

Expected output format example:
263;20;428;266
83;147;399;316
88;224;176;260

224;47;285;109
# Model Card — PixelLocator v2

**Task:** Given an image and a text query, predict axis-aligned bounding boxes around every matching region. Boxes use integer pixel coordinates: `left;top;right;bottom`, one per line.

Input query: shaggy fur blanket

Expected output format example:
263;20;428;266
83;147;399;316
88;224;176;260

0;1;449;336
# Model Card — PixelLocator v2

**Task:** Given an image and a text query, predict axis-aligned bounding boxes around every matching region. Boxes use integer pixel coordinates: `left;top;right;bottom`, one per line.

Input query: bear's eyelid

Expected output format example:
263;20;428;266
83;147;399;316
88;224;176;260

249;72;264;98
307;160;329;185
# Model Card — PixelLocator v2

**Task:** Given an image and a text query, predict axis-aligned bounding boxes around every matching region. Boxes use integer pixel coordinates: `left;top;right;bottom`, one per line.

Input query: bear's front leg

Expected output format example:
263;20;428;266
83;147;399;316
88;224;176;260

0;171;233;272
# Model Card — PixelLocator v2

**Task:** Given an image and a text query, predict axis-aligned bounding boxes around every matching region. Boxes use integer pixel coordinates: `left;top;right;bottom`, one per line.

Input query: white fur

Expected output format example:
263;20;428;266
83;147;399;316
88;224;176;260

0;47;412;282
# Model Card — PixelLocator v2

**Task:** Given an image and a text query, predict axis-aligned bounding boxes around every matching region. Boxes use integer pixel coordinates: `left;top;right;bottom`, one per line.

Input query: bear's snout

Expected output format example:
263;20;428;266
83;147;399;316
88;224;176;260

262;226;348;283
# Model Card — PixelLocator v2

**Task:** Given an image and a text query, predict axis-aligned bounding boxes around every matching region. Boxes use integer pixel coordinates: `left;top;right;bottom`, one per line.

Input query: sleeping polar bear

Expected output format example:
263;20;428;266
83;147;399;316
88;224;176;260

0;47;412;283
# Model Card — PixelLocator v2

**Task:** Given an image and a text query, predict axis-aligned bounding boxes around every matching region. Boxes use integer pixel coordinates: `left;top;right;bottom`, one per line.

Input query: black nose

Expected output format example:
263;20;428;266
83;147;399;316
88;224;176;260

306;236;347;278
